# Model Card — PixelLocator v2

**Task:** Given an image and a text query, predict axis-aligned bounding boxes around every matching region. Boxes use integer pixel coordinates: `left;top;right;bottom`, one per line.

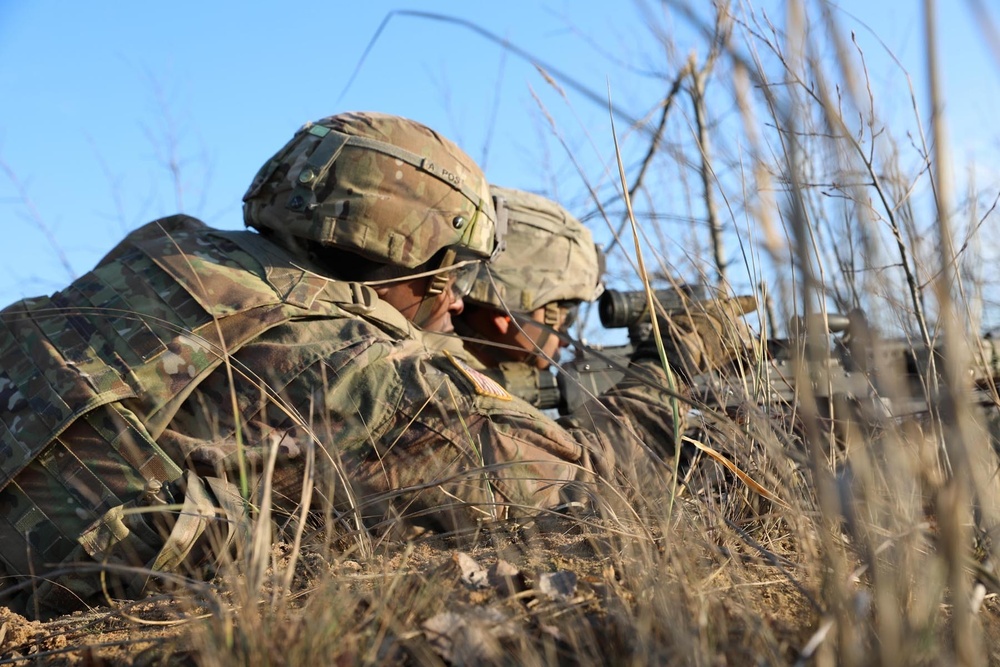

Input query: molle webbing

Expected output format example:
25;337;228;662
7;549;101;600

0;296;149;490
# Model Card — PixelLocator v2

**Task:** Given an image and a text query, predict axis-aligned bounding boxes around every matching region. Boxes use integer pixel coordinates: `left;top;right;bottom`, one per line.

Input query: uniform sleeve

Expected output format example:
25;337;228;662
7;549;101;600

344;337;601;533
558;357;688;487
309;337;687;530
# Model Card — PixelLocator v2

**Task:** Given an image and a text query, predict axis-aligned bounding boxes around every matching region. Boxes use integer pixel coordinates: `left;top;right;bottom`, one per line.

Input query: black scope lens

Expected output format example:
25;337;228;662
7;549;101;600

599;285;710;329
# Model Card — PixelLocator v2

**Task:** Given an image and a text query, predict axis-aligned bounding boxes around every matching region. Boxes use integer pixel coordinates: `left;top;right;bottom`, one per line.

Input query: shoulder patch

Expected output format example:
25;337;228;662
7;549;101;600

443;351;513;401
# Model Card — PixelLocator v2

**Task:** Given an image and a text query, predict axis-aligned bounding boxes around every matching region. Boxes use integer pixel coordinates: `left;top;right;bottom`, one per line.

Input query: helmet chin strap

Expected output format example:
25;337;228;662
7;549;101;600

506;304;559;352
410;248;457;329
411;291;442;329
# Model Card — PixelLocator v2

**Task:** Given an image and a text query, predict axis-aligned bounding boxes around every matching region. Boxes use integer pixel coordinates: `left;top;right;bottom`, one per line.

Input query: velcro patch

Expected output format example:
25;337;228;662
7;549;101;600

444;351;513;401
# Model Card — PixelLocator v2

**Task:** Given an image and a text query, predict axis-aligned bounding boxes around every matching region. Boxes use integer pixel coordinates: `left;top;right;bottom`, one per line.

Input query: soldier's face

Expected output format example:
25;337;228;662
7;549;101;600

418;279;465;333
376;274;465;333
460;303;571;369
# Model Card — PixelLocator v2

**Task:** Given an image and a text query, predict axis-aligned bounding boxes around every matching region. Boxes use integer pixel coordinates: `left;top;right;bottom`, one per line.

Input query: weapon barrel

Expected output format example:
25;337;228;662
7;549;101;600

788;313;851;335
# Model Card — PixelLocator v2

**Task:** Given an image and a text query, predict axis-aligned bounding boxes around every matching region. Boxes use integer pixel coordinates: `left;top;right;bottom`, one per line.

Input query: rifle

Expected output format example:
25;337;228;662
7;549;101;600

509;286;1000;422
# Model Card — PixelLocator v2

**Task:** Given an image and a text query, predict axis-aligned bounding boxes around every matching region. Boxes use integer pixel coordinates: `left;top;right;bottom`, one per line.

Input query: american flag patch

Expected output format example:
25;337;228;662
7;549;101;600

444;351;513;401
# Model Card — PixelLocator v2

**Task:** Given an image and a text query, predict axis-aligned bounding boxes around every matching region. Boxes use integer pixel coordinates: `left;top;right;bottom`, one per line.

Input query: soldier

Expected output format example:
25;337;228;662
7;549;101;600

425;186;603;407
0;112;752;618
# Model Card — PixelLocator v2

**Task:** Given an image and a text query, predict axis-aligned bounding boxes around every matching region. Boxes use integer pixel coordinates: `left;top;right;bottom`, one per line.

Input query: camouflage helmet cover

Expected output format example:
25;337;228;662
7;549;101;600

466;186;603;312
243;111;501;268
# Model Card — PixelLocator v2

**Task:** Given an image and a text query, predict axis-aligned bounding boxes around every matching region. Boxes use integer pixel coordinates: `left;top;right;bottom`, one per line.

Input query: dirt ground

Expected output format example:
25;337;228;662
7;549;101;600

0;521;785;665
2;516;999;666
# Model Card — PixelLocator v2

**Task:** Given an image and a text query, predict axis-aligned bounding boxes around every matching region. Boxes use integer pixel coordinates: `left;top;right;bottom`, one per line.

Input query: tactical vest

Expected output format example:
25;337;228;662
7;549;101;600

0;215;415;494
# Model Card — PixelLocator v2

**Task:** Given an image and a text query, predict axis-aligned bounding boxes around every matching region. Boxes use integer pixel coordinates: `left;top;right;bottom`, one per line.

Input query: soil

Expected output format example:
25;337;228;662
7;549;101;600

3;515;999;666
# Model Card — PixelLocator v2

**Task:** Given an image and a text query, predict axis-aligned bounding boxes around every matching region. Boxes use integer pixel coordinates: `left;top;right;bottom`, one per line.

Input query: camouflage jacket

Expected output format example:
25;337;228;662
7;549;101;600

423;322;689;491
0;216;684;614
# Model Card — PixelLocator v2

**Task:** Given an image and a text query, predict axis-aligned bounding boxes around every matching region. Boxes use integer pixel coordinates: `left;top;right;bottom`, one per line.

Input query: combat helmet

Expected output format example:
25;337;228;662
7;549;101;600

243;112;506;285
466;186;603;325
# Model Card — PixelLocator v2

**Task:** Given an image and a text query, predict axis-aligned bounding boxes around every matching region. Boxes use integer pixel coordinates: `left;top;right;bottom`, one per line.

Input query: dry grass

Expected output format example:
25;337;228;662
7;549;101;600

3;1;1000;665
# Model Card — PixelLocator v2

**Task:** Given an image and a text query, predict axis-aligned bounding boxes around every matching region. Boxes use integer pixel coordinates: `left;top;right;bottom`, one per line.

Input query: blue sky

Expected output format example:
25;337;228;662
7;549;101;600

2;1;998;331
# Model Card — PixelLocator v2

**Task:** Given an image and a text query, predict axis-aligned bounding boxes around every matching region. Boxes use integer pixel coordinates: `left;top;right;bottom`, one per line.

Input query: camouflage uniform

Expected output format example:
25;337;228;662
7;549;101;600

424;184;758;491
0;112;735;618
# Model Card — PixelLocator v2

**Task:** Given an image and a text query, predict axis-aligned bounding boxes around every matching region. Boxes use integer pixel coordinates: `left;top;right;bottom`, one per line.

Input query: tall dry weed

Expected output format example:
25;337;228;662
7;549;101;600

13;1;998;665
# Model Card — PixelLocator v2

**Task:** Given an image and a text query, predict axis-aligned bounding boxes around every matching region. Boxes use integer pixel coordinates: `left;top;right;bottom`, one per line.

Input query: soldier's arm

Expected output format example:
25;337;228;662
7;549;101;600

347;339;598;530
558;356;688;482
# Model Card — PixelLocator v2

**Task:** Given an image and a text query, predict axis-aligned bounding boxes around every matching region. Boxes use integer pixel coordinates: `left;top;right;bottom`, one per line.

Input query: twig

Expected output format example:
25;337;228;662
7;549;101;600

0;158;76;282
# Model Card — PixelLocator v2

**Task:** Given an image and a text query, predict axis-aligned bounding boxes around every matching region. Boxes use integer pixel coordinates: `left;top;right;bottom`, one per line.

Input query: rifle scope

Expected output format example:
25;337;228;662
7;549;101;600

598;285;709;329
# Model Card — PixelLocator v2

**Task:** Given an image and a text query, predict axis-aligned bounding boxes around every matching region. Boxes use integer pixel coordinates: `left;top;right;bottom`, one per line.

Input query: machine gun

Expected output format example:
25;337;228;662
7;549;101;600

513;286;1000;422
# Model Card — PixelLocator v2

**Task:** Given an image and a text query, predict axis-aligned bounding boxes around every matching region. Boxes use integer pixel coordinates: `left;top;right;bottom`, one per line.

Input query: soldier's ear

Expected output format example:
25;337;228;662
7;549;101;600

492;313;512;335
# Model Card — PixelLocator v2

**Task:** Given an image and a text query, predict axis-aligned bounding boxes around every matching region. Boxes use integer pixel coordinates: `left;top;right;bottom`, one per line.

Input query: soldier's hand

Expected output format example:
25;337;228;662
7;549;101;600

632;295;758;380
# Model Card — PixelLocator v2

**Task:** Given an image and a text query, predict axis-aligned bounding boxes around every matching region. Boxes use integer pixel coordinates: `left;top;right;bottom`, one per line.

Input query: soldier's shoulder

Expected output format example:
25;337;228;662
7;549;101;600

131;214;210;240
95;215;214;266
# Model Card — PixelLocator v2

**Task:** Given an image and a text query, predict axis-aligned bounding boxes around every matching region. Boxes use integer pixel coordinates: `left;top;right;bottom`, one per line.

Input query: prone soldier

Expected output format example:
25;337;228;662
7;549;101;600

0;112;754;618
